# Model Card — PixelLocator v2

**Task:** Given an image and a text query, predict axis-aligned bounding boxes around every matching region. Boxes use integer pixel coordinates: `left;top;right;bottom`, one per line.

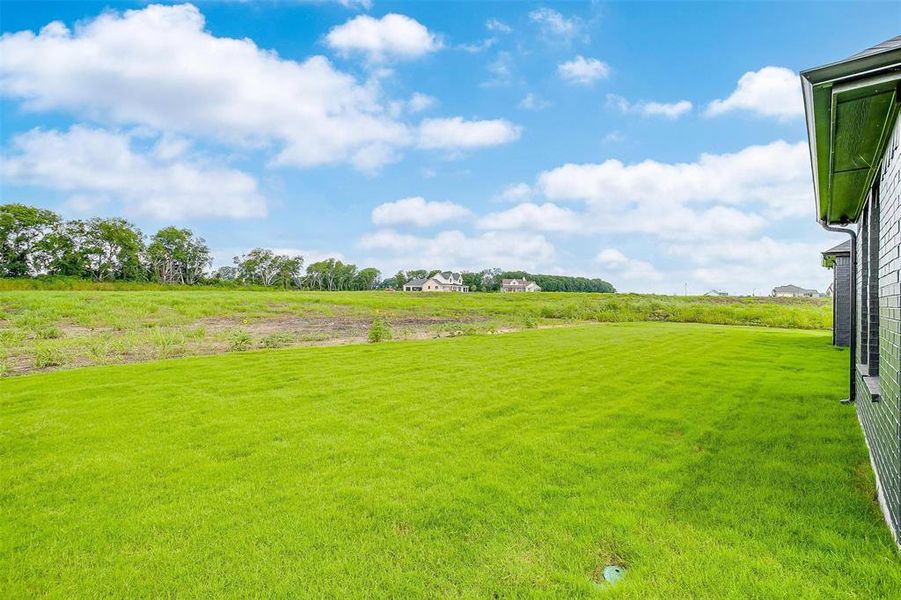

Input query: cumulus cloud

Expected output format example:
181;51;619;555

485;18;512;34
417;117;522;150
595;249;661;283
482;51;515;87
359;229;556;271
325;13;441;62
706;66;802;120
0;4;411;171
519;93;551;111
538;140;811;217
497;183;533;202
371;196;470;227
1;126;265;219
606;94;692;119
478;202;580;232
668;237;829;294
558;56;610;85
529;8;586;43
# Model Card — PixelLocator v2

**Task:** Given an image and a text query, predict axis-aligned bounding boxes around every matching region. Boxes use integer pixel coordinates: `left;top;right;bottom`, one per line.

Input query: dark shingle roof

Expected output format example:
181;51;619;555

822;240;851;256
404;278;428;287
849;35;901;60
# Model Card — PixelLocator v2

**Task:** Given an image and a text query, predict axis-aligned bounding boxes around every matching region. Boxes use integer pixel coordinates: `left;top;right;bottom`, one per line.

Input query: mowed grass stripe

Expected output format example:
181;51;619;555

1;323;897;598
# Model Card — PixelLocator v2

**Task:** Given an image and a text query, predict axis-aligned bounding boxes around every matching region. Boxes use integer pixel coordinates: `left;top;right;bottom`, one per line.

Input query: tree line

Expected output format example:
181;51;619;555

0;203;381;290
379;268;614;293
1;203;614;292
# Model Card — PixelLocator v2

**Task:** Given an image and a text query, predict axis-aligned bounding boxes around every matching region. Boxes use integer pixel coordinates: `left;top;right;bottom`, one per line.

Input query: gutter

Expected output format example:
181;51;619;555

820;223;857;403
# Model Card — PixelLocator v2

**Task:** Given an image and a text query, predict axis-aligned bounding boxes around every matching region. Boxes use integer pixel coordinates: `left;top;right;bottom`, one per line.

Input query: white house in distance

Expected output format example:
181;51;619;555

500;278;542;293
772;284;821;298
703;289;728;297
403;271;469;292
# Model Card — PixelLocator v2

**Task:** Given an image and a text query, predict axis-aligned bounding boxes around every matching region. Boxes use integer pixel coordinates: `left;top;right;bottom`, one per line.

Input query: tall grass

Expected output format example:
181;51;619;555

0;288;831;375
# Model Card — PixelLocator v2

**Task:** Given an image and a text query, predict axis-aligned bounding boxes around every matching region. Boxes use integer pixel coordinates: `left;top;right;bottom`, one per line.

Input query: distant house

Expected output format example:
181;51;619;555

500;278;541;293
801;36;901;544
822;240;851;347
403;271;469;292
703;289;728;297
772;284;820;298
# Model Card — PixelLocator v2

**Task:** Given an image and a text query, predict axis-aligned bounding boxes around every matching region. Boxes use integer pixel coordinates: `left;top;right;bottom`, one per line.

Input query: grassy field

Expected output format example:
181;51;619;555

0;288;830;375
2;323;897;597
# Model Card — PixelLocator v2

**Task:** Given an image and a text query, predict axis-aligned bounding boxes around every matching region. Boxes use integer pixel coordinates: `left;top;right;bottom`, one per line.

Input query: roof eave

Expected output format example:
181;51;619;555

801;45;901;225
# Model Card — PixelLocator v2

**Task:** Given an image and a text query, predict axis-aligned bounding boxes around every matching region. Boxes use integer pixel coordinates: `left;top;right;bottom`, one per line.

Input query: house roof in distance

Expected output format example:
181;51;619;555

822;239;851;257
773;284;819;294
404;278;428;287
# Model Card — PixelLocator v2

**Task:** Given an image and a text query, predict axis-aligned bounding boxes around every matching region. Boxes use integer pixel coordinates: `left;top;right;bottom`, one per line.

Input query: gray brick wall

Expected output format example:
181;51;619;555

855;115;901;541
833;255;851;346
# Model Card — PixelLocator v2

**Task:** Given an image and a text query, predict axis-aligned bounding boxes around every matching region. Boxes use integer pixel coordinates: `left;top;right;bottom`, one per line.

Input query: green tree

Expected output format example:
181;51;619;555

0;204;61;277
80;218;145;281
354;267;381;290
147;226;211;284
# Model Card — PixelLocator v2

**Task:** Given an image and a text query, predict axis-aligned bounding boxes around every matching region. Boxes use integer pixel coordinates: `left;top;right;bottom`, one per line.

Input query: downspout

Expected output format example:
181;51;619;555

820;222;857;403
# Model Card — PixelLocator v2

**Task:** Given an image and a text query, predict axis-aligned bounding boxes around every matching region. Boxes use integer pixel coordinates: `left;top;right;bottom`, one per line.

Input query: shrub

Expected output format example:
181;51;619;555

35;325;63;339
228;328;253;351
368;318;392;343
261;332;293;349
33;345;64;369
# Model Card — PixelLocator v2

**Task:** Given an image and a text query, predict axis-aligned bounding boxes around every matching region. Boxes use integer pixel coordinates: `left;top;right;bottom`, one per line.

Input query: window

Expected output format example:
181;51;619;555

859;179;880;377
867;181;880;376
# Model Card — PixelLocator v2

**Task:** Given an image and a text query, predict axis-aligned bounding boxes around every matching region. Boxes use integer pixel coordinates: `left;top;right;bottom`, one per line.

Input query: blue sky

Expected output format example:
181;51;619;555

1;1;898;293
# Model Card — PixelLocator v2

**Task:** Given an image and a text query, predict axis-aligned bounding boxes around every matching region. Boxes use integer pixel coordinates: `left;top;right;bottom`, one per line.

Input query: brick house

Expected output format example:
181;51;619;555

822;240;852;347
801;36;900;545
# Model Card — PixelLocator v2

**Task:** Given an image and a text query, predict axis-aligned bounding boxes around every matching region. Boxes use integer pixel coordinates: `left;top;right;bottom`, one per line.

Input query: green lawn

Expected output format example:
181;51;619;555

0;289;830;375
2;323;897;597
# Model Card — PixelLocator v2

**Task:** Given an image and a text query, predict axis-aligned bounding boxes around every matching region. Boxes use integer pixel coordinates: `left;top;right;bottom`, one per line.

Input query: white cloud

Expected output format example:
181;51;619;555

538;140;811;218
1;126;265;219
478;202;580;232
371;196;470;227
668;237;829;294
482;51;514;87
359;229;556;271
518;93;551;111
706;66;802;120
417;117;522;150
0;4;410;171
325;13;441;62
606;94;692;119
458;38;496;53
557;56;610;85
486;18;512;34
529;8;585;43
596;249;661;283
407;93;438;113
477;202;763;241
497;183;533;202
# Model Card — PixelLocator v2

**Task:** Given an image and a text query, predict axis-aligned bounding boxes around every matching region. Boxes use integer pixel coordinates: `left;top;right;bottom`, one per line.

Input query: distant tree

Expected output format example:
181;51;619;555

234;248;279;286
0;203;61;277
80;218;145;281
354;267;381;290
480;268;504;292
461;271;482;292
36;219;89;277
212;265;239;282
497;271;615;293
272;255;303;289
147;226;211;284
